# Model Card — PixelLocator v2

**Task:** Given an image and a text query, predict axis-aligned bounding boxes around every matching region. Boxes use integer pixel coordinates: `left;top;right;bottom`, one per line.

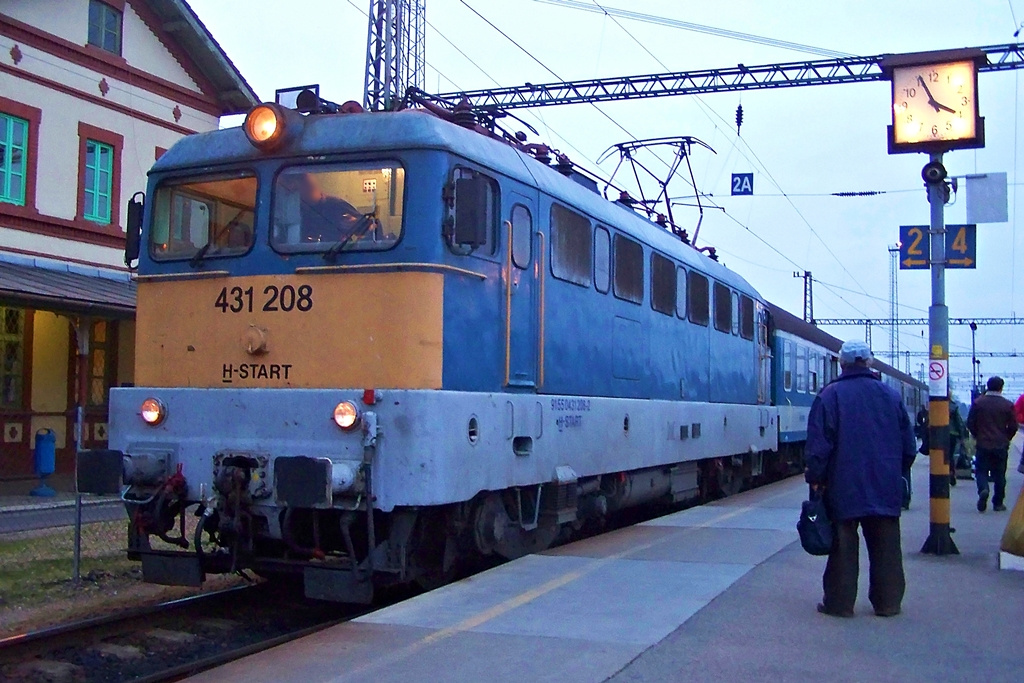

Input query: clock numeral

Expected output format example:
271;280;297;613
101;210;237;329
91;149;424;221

902;87;917;98
961;96;969;106
931;125;939;137
946;121;953;131
906;113;913;123
928;70;939;82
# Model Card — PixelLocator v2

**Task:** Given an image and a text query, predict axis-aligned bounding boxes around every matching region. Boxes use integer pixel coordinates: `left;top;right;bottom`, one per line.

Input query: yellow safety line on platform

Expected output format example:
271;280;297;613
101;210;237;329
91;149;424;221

338;481;802;681
294;262;486;279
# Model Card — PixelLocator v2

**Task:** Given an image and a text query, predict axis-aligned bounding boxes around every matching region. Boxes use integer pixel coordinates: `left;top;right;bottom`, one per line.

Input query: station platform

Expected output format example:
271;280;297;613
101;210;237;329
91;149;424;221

0;474;122;533
194;458;1023;682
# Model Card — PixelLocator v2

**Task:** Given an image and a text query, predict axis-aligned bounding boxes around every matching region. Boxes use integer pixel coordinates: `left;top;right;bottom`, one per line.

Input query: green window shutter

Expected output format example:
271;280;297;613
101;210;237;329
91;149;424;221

84;139;114;224
0;113;28;206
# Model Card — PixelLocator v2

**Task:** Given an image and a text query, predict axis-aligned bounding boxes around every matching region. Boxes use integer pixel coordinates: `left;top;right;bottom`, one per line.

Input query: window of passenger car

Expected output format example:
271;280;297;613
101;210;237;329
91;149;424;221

272;162;405;254
511;204;532;269
713;282;732;333
687;271;709;326
783;340;793;391
613;234;644;304
550;204;592;287
809;351;819;393
796;345;808;393
150;172;257;261
594;225;610;293
675;267;687;319
739;295;755;340
651;252;675;315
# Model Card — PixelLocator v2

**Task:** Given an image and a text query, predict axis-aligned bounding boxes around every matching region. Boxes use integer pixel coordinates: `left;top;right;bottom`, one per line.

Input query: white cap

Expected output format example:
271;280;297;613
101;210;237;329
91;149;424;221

839;339;873;365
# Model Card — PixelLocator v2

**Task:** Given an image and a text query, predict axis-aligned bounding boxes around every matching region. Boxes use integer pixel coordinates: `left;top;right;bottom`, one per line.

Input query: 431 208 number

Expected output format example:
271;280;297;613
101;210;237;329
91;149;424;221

214;284;313;313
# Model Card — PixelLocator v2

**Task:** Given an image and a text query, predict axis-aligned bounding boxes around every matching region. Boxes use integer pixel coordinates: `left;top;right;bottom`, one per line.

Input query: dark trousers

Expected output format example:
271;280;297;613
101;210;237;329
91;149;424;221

975;446;1008;506
822;516;905;615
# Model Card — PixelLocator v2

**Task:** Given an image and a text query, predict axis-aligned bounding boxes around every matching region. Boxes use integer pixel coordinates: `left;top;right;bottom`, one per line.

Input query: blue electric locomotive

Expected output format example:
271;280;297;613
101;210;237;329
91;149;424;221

79;93;924;602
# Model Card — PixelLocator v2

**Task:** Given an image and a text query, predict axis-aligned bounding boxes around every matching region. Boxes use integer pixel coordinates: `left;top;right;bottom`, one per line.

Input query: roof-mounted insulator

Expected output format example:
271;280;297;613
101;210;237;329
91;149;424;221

555;153;573;176
452;99;477;129
617;190;635;207
656;213;668;227
735;103;744;135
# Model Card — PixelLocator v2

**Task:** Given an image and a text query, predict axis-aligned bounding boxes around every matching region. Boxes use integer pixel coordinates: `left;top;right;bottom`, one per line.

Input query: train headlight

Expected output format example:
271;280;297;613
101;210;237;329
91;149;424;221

333;401;361;431
244;104;285;148
140;398;166;426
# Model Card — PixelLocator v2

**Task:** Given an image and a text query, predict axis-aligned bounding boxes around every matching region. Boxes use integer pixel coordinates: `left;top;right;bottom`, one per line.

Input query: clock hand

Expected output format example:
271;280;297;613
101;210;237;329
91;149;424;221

936;102;956;114
917;76;942;112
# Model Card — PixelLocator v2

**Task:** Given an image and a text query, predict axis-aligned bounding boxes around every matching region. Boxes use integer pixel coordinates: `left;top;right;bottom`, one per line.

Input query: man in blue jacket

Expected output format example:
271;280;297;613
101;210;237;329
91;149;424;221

805;340;918;618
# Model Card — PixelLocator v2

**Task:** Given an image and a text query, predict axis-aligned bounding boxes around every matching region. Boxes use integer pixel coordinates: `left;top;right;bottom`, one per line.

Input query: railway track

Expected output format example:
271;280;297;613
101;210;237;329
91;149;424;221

0;583;364;682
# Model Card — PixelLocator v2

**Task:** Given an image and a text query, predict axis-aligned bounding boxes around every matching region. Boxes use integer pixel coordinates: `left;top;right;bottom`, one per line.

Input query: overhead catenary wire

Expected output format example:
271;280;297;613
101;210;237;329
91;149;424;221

534;0;854;59
568;0;881;313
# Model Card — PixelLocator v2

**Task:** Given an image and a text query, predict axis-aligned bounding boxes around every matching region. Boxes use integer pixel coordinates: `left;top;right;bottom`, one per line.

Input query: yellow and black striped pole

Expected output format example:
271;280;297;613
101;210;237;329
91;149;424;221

920;153;958;556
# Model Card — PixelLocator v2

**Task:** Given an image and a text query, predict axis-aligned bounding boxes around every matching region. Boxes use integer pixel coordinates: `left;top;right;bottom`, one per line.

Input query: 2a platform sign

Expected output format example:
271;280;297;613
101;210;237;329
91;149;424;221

731;173;753;195
898;224;977;269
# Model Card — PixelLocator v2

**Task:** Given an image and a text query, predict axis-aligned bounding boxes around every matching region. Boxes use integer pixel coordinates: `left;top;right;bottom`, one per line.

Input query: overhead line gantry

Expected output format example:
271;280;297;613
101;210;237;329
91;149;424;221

429;43;1024;111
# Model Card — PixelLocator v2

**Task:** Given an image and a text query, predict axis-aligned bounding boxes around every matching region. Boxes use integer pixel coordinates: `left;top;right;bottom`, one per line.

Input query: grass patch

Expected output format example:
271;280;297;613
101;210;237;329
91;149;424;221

0;521;135;608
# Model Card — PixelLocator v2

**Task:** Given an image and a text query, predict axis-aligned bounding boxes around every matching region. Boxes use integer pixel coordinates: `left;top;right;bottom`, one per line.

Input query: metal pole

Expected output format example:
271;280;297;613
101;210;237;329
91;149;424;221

970;321;978;397
922;152;958;555
71;318;91;584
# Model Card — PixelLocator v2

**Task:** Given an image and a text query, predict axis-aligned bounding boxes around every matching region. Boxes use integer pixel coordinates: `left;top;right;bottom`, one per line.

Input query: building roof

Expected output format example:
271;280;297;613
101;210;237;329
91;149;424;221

0;258;135;320
142;0;258;114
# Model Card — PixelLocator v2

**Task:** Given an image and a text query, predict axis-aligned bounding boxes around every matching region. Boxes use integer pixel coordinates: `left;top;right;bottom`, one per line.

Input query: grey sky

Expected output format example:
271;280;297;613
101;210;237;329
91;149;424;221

190;0;1024;396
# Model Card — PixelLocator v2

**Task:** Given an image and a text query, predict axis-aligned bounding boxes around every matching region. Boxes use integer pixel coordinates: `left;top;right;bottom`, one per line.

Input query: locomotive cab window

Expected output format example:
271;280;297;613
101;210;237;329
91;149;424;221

150;172;257;261
550;204;592;287
594;225;610;293
651;252;676;315
613;234;643;304
687;271;709;326
713;282;732;333
273;162;404;254
739;295;755;340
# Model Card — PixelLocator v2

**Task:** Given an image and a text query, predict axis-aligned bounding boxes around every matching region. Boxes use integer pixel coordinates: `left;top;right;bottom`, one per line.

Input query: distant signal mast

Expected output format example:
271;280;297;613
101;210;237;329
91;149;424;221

364;0;426;111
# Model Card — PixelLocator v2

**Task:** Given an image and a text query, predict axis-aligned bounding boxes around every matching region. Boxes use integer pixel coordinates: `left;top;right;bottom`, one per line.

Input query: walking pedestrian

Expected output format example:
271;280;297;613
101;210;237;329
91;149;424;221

966;377;1018;512
805;340;917;618
949;396;967;486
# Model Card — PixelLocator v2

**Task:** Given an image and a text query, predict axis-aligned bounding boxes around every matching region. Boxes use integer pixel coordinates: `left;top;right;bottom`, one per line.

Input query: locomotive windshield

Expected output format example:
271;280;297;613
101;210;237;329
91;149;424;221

271;162;405;253
149;172;257;261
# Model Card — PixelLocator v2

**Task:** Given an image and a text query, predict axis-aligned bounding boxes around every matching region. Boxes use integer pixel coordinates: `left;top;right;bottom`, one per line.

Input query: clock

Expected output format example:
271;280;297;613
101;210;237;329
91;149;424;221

886;52;984;154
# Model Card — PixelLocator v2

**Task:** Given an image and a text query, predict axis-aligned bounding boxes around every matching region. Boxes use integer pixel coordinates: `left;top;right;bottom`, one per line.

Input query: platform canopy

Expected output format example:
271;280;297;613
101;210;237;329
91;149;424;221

0;259;135;320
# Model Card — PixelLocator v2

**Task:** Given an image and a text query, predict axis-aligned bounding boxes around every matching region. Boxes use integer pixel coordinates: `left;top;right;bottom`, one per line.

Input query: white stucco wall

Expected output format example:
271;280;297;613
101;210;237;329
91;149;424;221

4;1;203;93
0;227;125;268
121;3;201;91
2;0;88;46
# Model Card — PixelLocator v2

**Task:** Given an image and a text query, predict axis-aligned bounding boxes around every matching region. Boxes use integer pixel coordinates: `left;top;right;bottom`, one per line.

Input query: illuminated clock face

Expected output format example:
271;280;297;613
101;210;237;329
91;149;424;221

891;60;978;146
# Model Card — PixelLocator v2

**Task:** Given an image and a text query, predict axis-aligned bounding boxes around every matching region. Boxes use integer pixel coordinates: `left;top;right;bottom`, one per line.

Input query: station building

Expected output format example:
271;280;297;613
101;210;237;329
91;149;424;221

0;0;256;479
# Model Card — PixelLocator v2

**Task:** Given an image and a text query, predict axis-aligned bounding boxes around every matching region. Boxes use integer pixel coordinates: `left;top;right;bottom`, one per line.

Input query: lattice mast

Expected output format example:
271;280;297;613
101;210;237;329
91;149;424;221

889;245;899;365
364;0;426;111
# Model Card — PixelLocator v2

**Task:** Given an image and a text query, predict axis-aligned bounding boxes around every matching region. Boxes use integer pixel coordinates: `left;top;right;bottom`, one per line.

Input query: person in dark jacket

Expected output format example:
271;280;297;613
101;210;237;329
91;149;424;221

805;340;917;618
966;376;1017;512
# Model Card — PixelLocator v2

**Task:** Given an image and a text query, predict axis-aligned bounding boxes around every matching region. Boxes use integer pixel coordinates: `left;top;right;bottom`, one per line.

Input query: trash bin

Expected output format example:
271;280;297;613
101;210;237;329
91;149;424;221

30;428;57;497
